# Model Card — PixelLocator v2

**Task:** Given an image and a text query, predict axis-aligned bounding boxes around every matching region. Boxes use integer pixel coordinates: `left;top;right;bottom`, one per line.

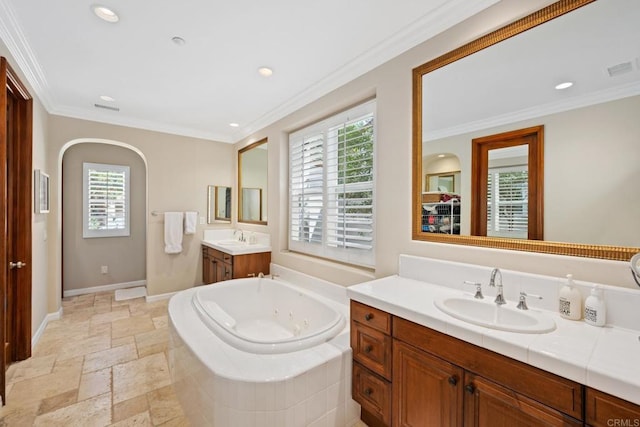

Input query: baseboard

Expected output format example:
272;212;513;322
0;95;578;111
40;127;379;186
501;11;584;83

63;280;147;297
32;307;63;349
145;291;178;303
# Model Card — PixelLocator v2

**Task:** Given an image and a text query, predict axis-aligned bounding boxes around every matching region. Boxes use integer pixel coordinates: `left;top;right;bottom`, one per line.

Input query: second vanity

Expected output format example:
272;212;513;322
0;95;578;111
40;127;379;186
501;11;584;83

200;229;271;284
348;255;640;426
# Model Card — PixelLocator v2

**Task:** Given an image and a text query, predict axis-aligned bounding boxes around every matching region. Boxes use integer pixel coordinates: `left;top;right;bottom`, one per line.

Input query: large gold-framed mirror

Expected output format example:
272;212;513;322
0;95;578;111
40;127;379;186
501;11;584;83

238;138;268;224
412;0;640;261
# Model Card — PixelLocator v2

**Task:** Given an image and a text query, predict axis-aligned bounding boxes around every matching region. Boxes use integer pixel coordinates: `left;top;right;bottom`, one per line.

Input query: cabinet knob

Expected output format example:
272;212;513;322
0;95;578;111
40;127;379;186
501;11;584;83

364;313;374;321
364;388;373;396
465;383;476;394
448;375;458;386
364;345;373;354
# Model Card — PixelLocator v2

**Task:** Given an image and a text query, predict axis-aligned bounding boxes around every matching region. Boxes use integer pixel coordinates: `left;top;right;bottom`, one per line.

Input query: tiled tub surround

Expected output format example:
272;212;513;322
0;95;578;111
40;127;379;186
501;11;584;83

168;264;361;426
347;254;640;406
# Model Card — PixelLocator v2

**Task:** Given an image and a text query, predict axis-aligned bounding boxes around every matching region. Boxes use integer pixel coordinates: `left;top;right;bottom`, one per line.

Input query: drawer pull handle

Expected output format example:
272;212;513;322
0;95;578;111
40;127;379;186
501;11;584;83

364;313;374;321
364;345;373;354
364;388;373;396
465;383;475;394
448;375;458;386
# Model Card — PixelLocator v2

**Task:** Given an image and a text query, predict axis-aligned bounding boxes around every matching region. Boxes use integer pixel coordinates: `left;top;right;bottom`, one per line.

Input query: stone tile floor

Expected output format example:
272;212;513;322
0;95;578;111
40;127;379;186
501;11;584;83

0;291;189;426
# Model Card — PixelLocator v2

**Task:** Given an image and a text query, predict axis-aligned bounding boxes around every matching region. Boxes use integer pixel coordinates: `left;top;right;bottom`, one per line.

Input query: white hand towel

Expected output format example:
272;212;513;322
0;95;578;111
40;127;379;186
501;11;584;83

164;212;184;254
184;211;197;235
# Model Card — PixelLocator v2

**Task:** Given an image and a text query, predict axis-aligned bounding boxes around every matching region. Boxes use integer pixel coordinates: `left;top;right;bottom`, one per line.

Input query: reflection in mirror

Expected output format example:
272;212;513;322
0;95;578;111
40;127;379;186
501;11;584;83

413;0;640;260
241;188;262;222
207;186;231;223
238;138;267;224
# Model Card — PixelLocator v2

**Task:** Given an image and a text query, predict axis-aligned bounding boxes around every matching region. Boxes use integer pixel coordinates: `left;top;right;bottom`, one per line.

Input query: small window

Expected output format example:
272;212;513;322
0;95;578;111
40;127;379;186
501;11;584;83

289;100;375;267
487;165;528;239
83;162;130;238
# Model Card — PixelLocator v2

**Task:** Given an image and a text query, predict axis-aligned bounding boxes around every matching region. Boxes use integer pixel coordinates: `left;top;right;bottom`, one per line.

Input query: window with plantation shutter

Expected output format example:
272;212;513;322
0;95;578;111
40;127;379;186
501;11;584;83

83;162;130;238
289;100;375;267
487;165;528;239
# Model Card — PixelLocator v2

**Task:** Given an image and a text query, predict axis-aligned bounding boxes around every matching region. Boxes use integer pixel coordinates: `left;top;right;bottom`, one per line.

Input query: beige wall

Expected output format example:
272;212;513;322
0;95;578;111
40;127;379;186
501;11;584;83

48;116;234;311
62;143;146;291
233;0;638;289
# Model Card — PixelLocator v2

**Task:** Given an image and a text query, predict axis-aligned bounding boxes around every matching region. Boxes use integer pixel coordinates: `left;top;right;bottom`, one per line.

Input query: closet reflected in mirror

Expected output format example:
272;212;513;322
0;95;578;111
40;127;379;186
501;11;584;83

207;185;231;223
238;138;267;224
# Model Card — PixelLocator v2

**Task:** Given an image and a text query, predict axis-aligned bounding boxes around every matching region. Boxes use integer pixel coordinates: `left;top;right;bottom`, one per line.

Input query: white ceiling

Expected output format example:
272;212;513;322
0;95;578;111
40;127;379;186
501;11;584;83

0;0;498;143
423;0;640;141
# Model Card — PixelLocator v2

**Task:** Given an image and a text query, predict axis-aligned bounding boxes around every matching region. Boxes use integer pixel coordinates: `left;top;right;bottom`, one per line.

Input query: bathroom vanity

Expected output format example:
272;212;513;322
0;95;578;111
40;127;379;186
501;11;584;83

201;245;270;283
200;230;271;284
349;256;640;427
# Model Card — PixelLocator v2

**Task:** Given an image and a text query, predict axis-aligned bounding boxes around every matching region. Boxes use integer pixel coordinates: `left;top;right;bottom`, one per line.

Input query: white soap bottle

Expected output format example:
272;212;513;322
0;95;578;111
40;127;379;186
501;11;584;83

584;285;606;327
559;274;582;320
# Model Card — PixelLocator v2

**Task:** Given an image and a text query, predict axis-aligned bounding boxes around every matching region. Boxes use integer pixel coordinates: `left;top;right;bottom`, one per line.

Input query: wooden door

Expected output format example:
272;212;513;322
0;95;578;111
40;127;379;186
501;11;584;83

463;373;582;427
0;57;33;405
393;340;463;427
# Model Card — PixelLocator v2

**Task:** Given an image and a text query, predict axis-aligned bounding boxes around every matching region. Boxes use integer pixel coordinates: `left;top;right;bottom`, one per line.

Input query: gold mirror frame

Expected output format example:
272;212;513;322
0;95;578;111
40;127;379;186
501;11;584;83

412;0;638;261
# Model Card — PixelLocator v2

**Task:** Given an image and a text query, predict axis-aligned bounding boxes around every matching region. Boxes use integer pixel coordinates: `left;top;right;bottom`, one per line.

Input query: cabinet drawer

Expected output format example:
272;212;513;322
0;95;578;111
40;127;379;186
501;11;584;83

351;321;392;380
586;388;640;426
353;362;391;427
207;247;232;263
351;301;391;334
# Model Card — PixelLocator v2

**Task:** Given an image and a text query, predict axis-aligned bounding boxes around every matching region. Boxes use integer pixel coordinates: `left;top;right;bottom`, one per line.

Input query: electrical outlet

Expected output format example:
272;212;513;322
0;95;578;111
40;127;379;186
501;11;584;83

199;216;205;225
101;265;108;274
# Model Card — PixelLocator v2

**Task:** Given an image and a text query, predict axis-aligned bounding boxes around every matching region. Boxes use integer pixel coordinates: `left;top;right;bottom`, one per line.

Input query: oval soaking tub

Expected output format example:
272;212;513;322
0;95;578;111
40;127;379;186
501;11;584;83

191;277;346;353
168;268;360;426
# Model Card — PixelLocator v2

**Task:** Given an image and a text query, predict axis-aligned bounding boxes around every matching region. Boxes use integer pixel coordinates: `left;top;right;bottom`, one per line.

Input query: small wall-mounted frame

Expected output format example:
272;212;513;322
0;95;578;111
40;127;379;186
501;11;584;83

34;169;50;213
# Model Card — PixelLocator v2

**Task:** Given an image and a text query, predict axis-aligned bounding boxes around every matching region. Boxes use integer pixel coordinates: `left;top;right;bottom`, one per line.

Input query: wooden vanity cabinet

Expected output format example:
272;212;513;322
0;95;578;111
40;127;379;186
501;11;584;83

350;301;586;427
586;388;640;426
201;246;270;284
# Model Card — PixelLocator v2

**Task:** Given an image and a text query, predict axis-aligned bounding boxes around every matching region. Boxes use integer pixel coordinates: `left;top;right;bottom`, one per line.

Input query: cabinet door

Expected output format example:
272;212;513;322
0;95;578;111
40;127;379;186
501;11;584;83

202;248;211;284
586;388;640;427
463;374;582;427
393;340;463;427
215;261;232;282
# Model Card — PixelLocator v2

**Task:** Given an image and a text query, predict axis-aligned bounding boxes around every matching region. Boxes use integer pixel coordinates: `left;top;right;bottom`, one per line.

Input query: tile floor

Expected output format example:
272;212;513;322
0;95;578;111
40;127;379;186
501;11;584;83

0;291;188;426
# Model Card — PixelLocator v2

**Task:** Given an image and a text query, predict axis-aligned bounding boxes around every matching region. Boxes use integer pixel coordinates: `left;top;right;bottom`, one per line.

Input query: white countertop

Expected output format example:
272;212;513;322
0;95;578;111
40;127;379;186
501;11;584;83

201;239;271;256
347;275;640;406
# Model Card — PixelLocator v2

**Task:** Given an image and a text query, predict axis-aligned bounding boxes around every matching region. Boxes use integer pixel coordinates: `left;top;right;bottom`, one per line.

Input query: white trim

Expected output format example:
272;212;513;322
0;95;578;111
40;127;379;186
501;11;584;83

31;307;62;349
63;280;147;298
145;291;179;303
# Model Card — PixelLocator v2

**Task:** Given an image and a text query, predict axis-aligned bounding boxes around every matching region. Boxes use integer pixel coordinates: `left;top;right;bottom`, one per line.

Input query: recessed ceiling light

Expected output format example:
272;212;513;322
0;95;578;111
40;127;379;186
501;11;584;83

171;36;186;46
92;5;119;23
555;81;573;90
258;67;273;77
100;95;115;102
438;154;446;158
229;123;239;128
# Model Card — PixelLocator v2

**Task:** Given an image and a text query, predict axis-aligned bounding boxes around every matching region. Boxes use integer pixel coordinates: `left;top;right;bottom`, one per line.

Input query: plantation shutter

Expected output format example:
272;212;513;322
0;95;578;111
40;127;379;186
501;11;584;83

289;100;375;267
83;162;130;238
487;165;528;239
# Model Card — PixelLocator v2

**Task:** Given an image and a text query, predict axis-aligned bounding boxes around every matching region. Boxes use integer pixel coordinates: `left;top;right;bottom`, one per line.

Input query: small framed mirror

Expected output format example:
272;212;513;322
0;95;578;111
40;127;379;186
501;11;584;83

207;185;231;223
238;138;268;224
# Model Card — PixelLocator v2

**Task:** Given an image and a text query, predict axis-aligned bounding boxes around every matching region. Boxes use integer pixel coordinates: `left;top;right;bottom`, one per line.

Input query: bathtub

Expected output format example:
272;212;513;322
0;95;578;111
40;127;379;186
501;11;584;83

168;265;361;426
192;277;346;354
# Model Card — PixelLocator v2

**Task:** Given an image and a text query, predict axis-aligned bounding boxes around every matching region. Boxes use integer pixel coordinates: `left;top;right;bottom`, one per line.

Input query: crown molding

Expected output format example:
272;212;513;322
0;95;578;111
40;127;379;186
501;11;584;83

424;81;640;142
0;0;54;109
233;0;499;142
51;105;232;143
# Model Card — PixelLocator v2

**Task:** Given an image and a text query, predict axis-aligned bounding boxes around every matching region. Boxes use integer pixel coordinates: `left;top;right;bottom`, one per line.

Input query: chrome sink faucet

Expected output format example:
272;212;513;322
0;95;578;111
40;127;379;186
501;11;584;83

489;268;506;305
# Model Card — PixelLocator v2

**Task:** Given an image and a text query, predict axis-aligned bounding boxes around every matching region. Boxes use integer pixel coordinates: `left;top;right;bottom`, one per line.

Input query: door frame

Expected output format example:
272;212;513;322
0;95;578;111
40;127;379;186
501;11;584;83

0;57;33;404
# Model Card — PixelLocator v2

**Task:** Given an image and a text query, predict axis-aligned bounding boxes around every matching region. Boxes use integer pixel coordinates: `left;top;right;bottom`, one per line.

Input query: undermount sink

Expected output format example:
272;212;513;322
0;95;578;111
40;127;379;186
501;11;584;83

434;297;556;334
215;240;246;247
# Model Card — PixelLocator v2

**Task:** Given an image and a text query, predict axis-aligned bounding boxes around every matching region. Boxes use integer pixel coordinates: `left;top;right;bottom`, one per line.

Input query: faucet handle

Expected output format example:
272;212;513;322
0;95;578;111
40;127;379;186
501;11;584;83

517;291;542;310
463;281;484;299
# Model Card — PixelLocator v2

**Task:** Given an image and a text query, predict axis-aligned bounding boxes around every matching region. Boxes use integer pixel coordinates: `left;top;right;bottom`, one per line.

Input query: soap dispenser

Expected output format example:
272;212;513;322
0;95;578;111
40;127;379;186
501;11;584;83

559;274;582;320
584;285;606;327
